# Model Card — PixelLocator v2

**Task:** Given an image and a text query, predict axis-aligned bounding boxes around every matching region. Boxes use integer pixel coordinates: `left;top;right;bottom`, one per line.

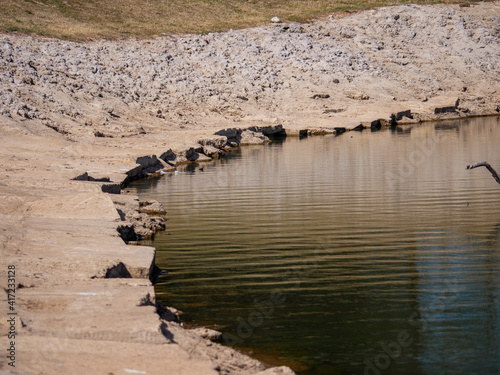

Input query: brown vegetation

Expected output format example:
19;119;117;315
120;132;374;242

0;0;491;40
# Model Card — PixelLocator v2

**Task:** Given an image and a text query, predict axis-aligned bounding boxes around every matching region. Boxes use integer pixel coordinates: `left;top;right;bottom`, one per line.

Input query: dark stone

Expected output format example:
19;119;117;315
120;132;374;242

214;128;243;144
136;155;162;168
335;127;346;135
312;94;330;99
185;147;200;161
160;149;176;164
434;106;457;114
157;303;181;323
352;124;364;131
105;262;132;278
323;108;344;114
101;183;121;194
371;119;382;130
117;225;137;243
73;172;111;182
395;110;412;121
247;125;287;138
73;172;90;181
390;114;397;126
299;129;308;139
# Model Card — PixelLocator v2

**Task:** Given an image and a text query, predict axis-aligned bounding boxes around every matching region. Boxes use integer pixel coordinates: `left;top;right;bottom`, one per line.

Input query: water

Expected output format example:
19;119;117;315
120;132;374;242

132;117;500;375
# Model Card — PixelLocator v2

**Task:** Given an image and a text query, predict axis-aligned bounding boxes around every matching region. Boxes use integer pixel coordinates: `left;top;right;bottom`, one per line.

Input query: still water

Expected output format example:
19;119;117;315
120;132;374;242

133;117;500;375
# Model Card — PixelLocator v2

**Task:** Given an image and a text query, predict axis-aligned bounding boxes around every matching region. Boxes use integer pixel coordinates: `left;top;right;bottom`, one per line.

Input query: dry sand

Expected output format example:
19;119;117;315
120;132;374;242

1;2;499;374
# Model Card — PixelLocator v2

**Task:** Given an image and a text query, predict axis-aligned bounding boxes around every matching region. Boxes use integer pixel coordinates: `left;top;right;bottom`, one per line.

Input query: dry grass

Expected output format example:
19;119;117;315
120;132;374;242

0;0;489;40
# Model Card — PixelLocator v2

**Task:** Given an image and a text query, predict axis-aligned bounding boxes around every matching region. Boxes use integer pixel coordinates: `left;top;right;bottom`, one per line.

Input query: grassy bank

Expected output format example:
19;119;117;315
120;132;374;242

0;0;489;40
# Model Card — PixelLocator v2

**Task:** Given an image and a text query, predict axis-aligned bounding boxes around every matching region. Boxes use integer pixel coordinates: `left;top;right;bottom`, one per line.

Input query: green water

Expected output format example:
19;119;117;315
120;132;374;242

133;117;500;374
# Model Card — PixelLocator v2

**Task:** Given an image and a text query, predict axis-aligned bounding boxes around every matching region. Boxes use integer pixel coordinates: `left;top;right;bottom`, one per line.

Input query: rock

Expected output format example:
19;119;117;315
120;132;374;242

395;110;412;121
271;17;281;23
371;119;382;130
323;108;344;114
312;93;330;99
347;93;370;100
434;106;457;114
240;129;270;145
190;328;223;343
202;145;223;158
73;172;107;182
117;224;138;243
214;128;243;144
160;149;177;164
139;201;166;215
370;119;391;130
186;147;200;161
352;124;365;131
157;304;181;322
199;136;228;150
247;125;286;138
308;128;335;135
101;183;121;194
335;127;346;135
136;155;161;168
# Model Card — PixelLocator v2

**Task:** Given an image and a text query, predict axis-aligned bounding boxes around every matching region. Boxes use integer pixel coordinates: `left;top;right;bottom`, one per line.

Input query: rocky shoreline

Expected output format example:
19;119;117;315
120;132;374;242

1;1;500;374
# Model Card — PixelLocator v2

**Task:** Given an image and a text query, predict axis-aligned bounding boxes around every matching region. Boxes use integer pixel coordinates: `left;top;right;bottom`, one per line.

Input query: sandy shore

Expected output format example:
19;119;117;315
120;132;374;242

1;2;500;374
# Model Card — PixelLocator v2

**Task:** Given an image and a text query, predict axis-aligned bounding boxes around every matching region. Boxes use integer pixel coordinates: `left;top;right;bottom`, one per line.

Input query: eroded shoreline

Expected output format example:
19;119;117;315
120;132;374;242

1;2;500;374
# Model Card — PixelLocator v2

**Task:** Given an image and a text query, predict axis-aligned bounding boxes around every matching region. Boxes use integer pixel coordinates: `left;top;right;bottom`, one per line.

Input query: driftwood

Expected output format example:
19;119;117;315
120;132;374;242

466;161;500;185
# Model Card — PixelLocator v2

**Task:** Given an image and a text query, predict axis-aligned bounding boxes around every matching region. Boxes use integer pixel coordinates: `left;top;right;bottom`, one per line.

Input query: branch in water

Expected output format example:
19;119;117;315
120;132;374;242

466;161;500;185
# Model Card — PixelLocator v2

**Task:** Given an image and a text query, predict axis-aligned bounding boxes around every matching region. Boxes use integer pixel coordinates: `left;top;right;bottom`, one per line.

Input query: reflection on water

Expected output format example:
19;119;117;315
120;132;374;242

133;117;500;375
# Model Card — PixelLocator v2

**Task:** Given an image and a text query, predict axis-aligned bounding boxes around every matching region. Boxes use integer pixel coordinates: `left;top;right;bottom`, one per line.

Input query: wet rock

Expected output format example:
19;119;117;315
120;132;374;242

308;128;335;135
370;118;391;130
335;127;347;135
139;201;166;215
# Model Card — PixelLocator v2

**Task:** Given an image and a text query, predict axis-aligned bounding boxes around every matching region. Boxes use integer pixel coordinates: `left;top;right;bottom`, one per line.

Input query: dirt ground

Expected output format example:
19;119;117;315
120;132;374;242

0;2;499;374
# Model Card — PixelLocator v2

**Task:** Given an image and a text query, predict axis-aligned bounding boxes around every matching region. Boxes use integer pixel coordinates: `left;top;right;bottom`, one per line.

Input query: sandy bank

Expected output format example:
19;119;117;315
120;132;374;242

1;1;499;374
